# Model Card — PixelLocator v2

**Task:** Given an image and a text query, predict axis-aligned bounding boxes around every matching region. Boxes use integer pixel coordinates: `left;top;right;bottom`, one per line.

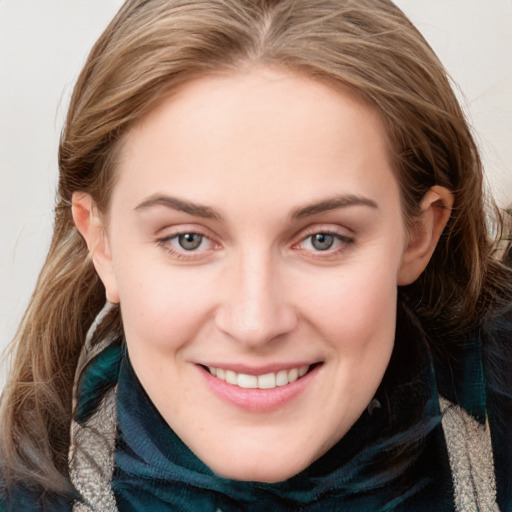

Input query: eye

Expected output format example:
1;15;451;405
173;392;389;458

296;230;354;255
310;233;335;251
176;233;203;250
156;230;218;258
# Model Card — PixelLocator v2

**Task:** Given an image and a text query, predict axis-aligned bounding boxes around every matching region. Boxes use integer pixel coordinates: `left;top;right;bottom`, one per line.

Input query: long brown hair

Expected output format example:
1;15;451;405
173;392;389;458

1;0;510;495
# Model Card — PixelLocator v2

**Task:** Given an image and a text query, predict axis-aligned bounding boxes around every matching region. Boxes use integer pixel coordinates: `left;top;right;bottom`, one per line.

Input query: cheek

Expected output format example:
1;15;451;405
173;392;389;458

299;254;400;349
113;253;215;353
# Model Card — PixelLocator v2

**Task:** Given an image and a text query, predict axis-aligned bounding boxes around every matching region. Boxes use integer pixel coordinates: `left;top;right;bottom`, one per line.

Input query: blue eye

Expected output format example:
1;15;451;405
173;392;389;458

298;231;354;254
177;233;203;250
156;229;219;260
310;233;335;251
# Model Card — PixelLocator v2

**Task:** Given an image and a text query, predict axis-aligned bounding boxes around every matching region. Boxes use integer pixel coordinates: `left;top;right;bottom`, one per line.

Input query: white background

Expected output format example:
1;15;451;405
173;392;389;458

1;1;511;383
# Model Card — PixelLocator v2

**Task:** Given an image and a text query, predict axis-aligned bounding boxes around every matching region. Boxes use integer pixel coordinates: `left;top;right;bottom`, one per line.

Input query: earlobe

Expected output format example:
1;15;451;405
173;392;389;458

397;186;453;286
71;192;120;303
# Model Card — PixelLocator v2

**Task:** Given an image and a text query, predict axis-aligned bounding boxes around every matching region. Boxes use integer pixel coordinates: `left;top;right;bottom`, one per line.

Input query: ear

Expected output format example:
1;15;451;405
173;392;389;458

71;192;120;303
397;186;453;285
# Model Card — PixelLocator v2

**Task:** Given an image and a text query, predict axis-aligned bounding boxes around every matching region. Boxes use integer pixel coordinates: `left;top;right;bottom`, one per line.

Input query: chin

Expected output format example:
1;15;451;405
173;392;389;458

204;447;316;483
214;462;305;483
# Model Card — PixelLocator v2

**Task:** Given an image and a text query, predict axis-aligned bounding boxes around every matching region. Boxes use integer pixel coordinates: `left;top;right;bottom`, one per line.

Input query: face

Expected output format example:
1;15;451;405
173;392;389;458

91;67;416;482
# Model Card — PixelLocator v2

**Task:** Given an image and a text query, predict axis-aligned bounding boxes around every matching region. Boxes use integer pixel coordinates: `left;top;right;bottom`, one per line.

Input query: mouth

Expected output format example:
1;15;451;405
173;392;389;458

201;363;320;390
199;362;322;412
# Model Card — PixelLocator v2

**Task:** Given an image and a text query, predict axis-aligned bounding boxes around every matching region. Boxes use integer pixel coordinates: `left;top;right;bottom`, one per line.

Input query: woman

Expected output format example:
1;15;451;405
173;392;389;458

1;0;511;510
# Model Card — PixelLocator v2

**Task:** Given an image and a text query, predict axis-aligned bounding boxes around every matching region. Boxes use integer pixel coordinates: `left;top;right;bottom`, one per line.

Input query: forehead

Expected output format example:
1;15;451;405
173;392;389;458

113;66;399;215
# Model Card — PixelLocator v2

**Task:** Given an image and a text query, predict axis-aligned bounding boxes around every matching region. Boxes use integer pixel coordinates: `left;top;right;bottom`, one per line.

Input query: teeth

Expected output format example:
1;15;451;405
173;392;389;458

258;372;276;389
288;368;298;383
237;373;258;389
207;365;310;389
276;370;288;386
225;370;238;385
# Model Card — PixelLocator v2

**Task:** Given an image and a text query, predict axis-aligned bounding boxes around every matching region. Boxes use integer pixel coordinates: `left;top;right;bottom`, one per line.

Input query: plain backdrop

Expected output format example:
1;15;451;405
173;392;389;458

1;0;512;384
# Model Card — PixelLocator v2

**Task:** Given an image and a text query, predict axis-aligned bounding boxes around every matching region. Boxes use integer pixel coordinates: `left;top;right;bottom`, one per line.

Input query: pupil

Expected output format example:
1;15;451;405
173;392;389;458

178;233;202;250
312;233;334;251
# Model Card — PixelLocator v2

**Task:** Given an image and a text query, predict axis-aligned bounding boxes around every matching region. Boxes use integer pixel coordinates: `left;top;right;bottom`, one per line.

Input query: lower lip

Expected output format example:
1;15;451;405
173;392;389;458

199;365;320;412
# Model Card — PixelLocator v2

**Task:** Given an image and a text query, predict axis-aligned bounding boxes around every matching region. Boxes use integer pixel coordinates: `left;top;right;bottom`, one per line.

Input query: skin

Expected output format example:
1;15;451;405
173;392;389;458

73;66;452;483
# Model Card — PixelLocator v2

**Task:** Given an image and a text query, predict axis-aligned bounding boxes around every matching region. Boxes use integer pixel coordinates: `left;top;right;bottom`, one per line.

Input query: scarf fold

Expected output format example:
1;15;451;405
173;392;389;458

69;301;496;511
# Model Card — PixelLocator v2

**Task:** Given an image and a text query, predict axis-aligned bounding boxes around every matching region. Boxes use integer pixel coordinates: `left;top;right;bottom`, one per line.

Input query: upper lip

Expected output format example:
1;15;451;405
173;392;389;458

198;362;321;376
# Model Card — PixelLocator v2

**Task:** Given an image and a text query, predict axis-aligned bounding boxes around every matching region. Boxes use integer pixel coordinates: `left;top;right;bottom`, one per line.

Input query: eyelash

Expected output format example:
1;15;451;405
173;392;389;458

156;231;216;260
155;228;355;260
295;229;355;256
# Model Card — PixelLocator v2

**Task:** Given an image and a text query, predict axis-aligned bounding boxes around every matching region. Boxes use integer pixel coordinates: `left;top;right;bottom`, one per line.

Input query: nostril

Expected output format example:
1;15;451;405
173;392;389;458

214;304;298;348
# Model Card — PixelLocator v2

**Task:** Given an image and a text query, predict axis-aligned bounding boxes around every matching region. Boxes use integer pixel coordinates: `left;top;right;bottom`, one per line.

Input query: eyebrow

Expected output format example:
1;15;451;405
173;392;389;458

135;194;223;220
134;193;378;221
291;195;378;220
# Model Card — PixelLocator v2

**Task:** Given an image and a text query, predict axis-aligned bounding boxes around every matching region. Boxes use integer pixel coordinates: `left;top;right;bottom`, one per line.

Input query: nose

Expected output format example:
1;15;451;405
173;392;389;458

214;249;297;348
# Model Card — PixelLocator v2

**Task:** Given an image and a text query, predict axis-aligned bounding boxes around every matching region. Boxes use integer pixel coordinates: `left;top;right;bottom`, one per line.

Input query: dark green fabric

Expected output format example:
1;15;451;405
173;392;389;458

431;332;487;425
0;485;72;512
75;342;123;425
481;303;512;511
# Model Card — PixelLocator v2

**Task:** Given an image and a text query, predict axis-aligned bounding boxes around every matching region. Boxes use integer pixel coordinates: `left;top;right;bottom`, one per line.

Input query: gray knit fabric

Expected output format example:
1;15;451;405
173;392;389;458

70;302;118;512
439;397;499;512
70;388;118;512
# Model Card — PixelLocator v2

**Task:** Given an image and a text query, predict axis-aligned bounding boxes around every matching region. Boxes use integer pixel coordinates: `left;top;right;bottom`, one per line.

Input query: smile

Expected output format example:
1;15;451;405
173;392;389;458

206;365;310;389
